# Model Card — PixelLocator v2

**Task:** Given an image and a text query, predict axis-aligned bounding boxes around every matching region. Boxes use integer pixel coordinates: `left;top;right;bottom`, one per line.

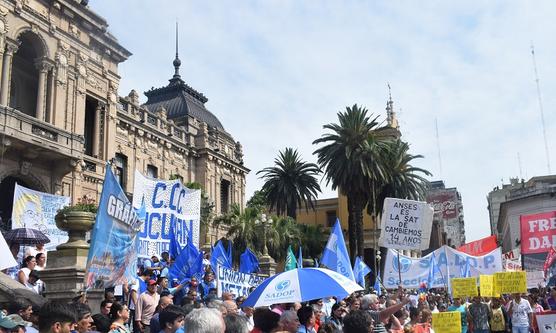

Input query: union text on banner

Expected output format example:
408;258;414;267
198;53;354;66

457;235;498;256
378;198;434;251
11;183;70;250
85;166;142;289
132;170;201;258
479;275;499;298
536;311;556;333
494;271;527;294
520;211;556;254
216;265;265;298
451;277;478;298
432;311;461;333
383;246;502;289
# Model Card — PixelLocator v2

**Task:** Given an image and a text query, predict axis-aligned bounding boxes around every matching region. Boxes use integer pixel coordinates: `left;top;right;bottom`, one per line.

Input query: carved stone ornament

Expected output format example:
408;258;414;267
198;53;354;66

0;6;8;16
20;161;32;175
69;23;79;37
14;0;28;15
108;81;118;103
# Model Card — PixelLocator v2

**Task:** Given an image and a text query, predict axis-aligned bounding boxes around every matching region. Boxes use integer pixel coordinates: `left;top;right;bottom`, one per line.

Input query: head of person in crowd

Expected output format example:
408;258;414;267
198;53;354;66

151;255;160;264
161;252;170;264
408;306;419;325
419;309;432;324
221;292;234;301
157;296;174;313
159;305;185;333
0;312;19;333
187;289;198;300
222;300;238;315
203;272;214;284
38;301;77;333
74;303;93;333
253;308;280;333
331;303;346;320
491;297;501;309
207;288;217;298
224;314;248;333
235;296;245;308
189;277;199;288
8;300;33;322
360;294;379;311
91;314;110;333
349;298;361;311
452;298;462;307
35;253;46;268
99;300;112;317
147;279;157;294
342;310;373;333
27;270;40;287
104;291;115;303
6;314;28;333
158;277;169;290
22;256;36;270
242;306;253;318
297;306;316;331
108;302;129;325
184;308;224;333
437;303;447;312
278;310;300;333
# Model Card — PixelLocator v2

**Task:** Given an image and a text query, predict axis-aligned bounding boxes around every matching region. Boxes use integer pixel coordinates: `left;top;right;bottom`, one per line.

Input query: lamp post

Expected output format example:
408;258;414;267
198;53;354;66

255;213;276;276
255;213;271;257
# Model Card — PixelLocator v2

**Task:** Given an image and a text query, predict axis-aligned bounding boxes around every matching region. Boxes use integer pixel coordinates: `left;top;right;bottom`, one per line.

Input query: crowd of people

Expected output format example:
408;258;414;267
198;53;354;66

3;247;555;333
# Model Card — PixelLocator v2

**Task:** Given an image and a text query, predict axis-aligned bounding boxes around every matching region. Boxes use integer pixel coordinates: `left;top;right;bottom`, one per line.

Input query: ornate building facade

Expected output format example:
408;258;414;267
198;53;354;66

0;0;248;241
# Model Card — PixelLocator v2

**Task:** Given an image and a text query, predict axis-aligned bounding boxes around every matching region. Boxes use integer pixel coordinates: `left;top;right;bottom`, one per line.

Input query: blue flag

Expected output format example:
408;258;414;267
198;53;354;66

374;272;382;296
210;240;232;273
239;248;259;273
353;256;371;288
297;246;303;268
460;258;471;278
227;240;233;266
169;221;183;261
85;166;142;289
427;252;443;288
169;242;203;281
314;258;319;267
321;219;355;281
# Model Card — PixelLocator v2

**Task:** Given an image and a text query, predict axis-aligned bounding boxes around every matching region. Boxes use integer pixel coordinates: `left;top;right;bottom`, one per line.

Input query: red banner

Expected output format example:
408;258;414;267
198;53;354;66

520;211;556;254
457;235;498;256
426;190;458;219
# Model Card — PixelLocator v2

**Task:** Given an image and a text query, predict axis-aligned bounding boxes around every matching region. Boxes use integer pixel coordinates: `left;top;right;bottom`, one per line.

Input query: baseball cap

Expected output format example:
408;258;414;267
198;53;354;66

0;312;18;329
148;279;157;285
7;314;30;327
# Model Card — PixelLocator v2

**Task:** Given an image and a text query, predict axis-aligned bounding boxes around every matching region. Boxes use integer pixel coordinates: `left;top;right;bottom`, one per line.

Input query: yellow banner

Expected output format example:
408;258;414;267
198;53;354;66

432;311;461;333
451;277;478;298
479;274;500;297
494;271;527;294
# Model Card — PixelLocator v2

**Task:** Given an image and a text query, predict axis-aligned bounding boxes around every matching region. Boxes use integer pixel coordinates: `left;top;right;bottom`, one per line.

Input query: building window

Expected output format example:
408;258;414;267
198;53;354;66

146;164;158;178
326;210;337;227
220;179;230;214
84;96;99;157
114;153;127;190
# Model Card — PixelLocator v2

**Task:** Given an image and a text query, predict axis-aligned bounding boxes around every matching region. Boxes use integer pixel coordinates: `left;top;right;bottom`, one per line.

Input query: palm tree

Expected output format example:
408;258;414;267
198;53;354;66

313;104;388;260
297;224;328;260
257;148;321;219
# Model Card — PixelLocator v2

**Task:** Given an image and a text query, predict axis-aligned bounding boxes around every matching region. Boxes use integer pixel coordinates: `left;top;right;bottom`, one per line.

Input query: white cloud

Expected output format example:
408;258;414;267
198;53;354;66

93;0;556;243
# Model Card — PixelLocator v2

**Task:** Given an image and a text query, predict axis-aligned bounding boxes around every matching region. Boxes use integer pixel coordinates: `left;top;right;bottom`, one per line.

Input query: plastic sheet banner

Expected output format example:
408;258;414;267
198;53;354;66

378;198;434;251
216;265;265;298
494;271;527;294
479;275;499;298
383;245;502;289
432;311;461;333
451;277;478;298
132;170;201;258
520;211;556;255
458;235;498;256
11;183;70;250
537;311;556;333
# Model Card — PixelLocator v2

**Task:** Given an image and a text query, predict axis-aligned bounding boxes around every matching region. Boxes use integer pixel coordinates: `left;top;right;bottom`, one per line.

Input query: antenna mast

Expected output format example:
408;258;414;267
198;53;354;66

435;117;443;178
531;43;551;173
517;152;523;180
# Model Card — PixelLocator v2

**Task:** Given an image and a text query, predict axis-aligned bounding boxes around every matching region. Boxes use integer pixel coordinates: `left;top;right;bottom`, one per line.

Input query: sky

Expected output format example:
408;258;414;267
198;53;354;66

93;1;556;243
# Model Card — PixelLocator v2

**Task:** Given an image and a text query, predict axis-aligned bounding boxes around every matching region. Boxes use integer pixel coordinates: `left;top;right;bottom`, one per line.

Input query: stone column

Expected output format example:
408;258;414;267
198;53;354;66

0;42;17;106
35;60;50;121
258;254;276;277
92;104;101;158
46;68;55;123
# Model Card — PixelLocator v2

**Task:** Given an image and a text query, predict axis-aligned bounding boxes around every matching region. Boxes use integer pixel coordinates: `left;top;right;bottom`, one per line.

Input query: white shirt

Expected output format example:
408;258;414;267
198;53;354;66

322;297;336;317
511;298;532;327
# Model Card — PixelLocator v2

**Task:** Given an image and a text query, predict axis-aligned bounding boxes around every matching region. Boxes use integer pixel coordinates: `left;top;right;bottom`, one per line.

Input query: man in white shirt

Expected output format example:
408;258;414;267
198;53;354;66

508;293;532;333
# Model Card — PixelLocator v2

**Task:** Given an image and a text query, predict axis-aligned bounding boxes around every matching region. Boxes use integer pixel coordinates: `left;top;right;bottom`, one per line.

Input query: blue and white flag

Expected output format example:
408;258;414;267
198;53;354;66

426;252;443;288
239;247;259;273
169;241;203;281
298;246;303;269
353;256;371;288
374;272;382;296
210;240;232;273
227;240;233;266
460;258;471;278
169;221;183;261
321;219;355;281
85;166;143;289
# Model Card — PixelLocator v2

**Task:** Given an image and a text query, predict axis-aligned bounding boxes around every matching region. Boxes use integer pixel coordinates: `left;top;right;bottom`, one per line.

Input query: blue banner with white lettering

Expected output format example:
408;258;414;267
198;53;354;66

85;165;143;289
132;170;201;258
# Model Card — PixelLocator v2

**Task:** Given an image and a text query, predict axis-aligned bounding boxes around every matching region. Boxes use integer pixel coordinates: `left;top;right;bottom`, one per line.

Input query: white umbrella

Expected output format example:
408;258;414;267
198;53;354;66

242;267;363;307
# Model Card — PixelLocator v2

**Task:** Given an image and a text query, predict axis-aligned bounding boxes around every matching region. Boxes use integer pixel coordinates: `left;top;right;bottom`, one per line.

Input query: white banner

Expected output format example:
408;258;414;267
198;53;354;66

11;183;70;250
503;248;522;271
537;312;556;333
527;270;546;289
216;265;265;298
379;198;434;251
383;245;503;289
132;171;201;258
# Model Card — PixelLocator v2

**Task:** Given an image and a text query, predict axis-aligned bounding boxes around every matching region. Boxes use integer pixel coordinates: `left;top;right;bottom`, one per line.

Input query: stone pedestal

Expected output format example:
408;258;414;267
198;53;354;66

259;254;276;277
40;211;104;311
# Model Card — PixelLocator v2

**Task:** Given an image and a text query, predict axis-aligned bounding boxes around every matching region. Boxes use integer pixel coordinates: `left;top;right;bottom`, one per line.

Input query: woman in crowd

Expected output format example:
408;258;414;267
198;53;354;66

17;256;36;286
490;297;509;333
447;298;468;333
108;302;131;333
325;303;345;331
34;253;46;271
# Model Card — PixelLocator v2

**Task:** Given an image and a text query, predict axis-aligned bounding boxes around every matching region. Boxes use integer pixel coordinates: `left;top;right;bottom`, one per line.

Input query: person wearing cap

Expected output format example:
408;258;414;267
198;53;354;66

0;312;18;333
8;314;31;333
135;280;160;333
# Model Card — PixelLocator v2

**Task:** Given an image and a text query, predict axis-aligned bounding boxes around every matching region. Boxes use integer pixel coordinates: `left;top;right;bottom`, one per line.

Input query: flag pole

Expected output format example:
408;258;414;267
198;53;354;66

397;250;402;284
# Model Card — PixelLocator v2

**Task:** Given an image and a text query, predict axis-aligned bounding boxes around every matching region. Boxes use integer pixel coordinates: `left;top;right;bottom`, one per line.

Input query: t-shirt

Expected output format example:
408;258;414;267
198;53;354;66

511;298;532;328
447;304;467;329
490;307;506;331
368;311;387;333
468;302;490;330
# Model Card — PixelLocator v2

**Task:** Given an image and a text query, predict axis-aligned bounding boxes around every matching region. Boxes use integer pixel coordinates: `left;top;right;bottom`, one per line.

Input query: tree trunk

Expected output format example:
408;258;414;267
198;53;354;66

287;204;297;220
354;196;365;259
347;195;357;263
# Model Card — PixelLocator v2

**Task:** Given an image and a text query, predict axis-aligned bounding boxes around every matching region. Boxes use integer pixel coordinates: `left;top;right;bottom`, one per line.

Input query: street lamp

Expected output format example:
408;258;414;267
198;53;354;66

255;213;272;257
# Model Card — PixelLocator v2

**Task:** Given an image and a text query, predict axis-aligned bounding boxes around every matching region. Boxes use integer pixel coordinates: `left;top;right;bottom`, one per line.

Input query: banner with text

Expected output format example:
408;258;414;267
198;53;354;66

378;198;434;251
503;248;522;271
494;271;527;294
11;183;70;250
383;245;502;289
451;277;478;298
457;235;498;256
520;211;556;254
537;311;556;333
132;171;201;258
432;311;461;333
479;275;499;297
216;265;265;298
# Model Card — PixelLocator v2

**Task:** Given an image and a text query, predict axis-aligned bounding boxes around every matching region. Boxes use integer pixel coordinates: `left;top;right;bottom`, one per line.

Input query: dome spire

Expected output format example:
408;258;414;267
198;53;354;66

172;21;182;80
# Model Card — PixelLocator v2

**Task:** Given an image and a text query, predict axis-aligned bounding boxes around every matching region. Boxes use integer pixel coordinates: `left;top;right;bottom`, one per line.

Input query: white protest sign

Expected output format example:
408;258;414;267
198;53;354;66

378;198;434;251
216;265;265;298
527;270;545;289
537;312;556;333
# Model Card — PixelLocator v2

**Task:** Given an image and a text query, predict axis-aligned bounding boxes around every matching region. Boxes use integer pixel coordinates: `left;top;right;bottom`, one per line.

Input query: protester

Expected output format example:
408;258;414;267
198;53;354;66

412;309;433;333
467;296;491;333
530;295;544;333
7;314;28;333
325;304;345;332
489;297;509;333
342;310;373;333
158;306;184;333
446;298;467;333
224;314;249;333
508;293;533;333
360;293;410;333
183;308;224;333
108;303;130;333
251;308;280;333
37;301;77;333
296;306;317;333
74;303;94;333
17;256;36;285
135;280;160;333
148;296;173;333
199;273;216;300
240;306;254;331
25;306;40;333
279;310;300;333
0;312;18;333
34;253;46;271
25;270;42;294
